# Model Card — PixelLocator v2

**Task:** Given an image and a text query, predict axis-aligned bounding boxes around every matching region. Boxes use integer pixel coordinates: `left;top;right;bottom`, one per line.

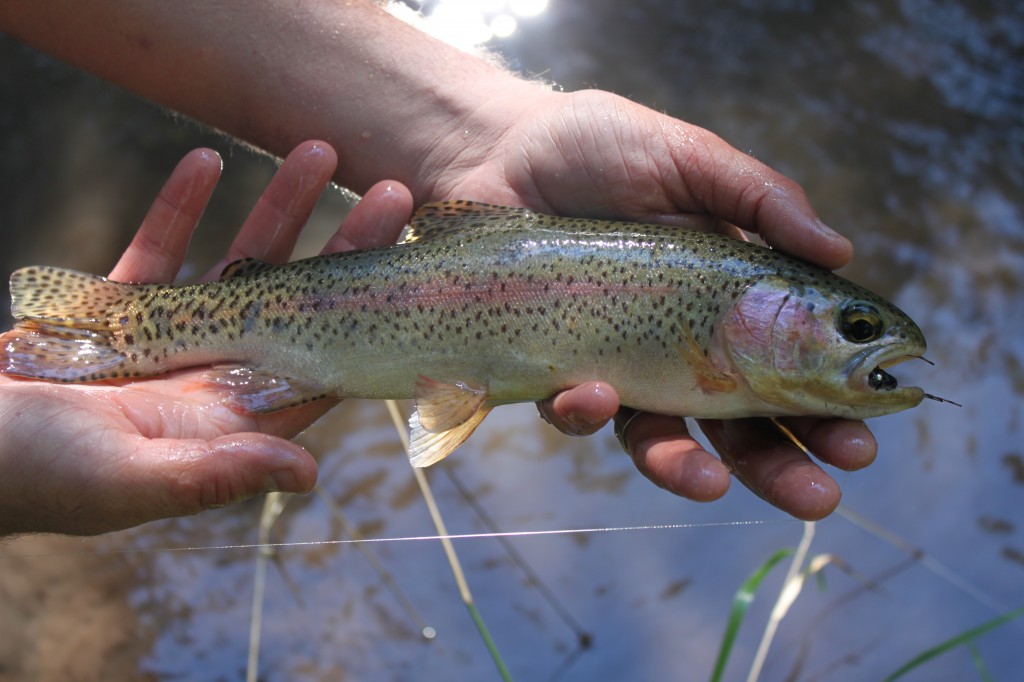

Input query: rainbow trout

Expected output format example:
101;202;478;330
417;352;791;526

1;201;938;465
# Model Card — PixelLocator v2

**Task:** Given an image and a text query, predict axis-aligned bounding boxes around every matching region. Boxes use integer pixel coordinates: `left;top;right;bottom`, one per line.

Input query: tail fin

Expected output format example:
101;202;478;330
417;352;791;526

2;266;138;382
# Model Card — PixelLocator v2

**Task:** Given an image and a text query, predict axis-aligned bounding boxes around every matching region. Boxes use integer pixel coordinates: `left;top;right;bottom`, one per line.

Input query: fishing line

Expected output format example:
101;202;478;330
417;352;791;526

0;518;787;560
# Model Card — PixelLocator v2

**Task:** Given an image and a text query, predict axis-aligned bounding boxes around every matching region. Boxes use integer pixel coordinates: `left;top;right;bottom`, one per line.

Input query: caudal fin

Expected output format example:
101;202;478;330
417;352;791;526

2;266;138;382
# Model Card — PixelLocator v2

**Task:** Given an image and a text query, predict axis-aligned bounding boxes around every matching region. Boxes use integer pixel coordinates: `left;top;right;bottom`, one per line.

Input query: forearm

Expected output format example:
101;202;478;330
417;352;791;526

0;0;538;200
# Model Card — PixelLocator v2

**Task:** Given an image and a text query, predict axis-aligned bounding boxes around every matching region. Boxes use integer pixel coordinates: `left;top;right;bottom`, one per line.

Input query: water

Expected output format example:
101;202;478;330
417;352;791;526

1;1;1022;680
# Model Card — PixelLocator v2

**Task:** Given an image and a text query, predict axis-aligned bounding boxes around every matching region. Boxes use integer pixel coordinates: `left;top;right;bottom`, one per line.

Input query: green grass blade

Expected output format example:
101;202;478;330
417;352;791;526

709;548;794;682
966;640;993;682
467;601;514;681
883;604;1024;682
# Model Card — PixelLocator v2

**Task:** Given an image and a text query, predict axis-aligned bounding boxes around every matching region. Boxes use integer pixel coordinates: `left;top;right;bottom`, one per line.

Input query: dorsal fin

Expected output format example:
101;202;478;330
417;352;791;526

220;258;273;280
404;201;533;243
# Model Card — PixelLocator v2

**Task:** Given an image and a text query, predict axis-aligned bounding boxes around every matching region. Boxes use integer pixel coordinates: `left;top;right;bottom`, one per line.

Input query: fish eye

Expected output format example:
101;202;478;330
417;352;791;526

840;301;884;343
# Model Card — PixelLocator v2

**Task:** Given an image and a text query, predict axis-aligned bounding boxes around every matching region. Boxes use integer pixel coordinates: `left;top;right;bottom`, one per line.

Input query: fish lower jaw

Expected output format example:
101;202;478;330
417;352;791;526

846;350;927;415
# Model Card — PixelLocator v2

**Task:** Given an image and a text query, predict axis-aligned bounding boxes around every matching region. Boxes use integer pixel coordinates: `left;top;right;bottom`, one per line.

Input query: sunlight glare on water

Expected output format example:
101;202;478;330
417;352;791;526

393;0;549;48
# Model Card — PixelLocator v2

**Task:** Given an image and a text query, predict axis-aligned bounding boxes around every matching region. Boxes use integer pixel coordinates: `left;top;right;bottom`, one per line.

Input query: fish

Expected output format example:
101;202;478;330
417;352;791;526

1;200;939;466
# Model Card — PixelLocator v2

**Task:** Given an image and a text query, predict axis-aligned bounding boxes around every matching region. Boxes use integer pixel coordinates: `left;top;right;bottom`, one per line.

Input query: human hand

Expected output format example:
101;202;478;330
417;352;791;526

0;141;413;536
428;86;873;520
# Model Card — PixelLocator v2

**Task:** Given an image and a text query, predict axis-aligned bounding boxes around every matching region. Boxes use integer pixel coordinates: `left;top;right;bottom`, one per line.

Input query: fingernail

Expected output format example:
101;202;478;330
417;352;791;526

197;147;222;163
815;219;853;247
266;469;300;493
806;219;853;269
299;140;331;159
561;414;602;436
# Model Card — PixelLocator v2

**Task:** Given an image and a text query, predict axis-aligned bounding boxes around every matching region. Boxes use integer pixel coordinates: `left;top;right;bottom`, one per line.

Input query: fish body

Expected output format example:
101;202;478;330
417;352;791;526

1;201;928;465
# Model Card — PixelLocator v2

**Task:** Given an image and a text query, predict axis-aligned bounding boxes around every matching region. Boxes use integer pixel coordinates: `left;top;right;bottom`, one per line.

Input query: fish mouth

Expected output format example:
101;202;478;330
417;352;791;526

848;344;926;403
847;344;961;410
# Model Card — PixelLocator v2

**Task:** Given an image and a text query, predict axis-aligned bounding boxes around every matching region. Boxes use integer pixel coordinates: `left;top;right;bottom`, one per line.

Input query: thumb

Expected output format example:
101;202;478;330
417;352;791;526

113;433;318;530
660;118;854;269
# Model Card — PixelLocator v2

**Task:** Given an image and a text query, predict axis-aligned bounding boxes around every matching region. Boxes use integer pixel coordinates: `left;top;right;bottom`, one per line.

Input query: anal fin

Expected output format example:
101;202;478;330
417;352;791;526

413;375;488;432
408;406;491;468
407;375;491;467
203;365;329;414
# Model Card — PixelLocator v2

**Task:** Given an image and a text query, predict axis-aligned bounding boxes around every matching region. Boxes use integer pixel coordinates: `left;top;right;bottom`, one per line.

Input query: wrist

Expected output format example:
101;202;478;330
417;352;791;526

315;5;552;203
402;73;549;203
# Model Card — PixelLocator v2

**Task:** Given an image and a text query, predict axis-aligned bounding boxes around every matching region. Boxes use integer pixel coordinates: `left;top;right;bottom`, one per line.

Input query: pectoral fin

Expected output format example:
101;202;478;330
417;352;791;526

677;326;738;393
204;365;329;413
407;375;491;467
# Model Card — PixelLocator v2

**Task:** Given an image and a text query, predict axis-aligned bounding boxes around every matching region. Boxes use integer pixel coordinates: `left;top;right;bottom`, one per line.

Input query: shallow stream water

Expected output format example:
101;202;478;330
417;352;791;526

1;2;1022;680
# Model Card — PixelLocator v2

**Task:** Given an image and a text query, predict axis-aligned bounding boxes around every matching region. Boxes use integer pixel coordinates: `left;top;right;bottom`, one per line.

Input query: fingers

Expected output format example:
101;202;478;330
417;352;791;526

540;381;855;514
748;181;853;270
114;432;318;531
321;180;414;253
16;431;318;536
619;413;731;502
203;140;338;278
537;381;619;436
538;380;732;503
777;417;877;471
111;140;340;284
538;385;730;503
109;148;222;282
698;418;842;521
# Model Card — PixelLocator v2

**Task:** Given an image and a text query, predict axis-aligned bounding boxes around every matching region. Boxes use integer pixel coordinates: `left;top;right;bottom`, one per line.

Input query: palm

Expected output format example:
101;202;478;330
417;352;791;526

0;332;339;536
509;92;700;218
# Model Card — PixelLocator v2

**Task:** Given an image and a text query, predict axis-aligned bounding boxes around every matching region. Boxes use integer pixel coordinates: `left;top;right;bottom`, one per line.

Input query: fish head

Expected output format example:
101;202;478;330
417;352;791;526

717;275;927;419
